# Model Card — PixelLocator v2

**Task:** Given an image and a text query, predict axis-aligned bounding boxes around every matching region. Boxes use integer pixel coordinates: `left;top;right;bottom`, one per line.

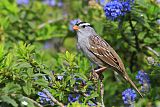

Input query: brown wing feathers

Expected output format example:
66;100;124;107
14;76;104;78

89;35;124;72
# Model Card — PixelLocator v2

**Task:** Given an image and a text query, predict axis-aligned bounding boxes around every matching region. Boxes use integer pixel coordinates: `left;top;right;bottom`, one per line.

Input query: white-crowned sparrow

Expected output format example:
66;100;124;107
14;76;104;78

73;21;143;97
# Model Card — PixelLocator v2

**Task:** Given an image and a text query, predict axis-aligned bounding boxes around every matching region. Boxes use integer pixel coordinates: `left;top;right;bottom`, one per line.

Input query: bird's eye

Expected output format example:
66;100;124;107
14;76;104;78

82;25;86;28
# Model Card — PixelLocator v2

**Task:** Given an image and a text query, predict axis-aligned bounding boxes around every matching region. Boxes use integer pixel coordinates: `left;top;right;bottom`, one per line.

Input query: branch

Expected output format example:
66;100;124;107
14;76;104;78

37;15;67;29
10;94;43;107
43;89;64;107
145;46;159;56
99;74;105;107
23;96;43;107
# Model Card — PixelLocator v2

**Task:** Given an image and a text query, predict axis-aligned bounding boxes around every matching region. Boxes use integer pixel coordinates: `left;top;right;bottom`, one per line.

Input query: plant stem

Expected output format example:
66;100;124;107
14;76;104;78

129;14;140;51
145;46;159;56
43;89;64;107
23;96;43;107
100;74;105;107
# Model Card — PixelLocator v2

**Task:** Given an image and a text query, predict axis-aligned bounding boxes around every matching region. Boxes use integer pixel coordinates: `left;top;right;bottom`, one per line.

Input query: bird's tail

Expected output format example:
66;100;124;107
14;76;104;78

124;75;143;97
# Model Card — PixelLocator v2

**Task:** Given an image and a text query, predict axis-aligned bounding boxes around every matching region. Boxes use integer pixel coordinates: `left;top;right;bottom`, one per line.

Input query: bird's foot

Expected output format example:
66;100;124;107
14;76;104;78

90;70;99;81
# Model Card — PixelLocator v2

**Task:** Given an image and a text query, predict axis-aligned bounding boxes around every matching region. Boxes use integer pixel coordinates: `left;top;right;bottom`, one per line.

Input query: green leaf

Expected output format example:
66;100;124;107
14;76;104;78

2;83;21;94
138;32;146;40
85;92;99;103
0;43;4;62
67;101;88;107
0;43;4;57
70;78;76;87
5;53;13;66
23;82;32;95
74;73;88;81
65;51;70;60
1;95;18;107
34;78;49;87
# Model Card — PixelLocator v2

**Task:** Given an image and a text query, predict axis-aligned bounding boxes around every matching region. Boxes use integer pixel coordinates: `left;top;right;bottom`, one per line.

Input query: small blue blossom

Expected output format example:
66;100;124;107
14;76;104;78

104;0;133;20
122;1;131;14
127;0;135;3
122;88;137;104
38;90;54;106
57;75;63;80
86;85;94;96
136;70;150;92
44;41;52;49
136;70;150;85
16;0;29;5
57;0;63;7
68;94;80;102
69;19;81;31
156;0;160;4
74;78;86;86
96;0;106;6
157;19;160;25
88;101;97;106
43;0;56;6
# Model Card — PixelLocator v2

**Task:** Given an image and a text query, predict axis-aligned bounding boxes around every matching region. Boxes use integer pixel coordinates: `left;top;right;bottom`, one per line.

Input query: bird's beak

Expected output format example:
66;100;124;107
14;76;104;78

73;25;79;30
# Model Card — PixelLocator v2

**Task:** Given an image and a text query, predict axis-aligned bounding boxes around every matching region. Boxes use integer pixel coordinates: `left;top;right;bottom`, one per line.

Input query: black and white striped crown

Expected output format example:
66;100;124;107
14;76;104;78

76;22;91;27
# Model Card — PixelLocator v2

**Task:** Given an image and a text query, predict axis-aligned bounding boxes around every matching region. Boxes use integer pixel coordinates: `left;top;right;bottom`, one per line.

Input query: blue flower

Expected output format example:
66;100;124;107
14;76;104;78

104;0;123;20
122;88;137;104
57;75;63;80
136;70;150;85
96;0;106;6
157;19;160;25
104;0;133;20
43;0;56;6
122;1;131;14
68;94;80;102
74;78;86;85
88;101;97;106
57;0;63;7
16;0;29;5
38;90;54;106
136;70;150;92
44;41;52;49
156;0;160;4
69;19;81;31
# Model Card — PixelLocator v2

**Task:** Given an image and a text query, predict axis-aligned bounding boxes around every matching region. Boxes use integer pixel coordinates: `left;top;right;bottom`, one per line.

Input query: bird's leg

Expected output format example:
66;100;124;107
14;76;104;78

90;66;106;106
91;66;106;107
95;66;107;75
94;67;105;107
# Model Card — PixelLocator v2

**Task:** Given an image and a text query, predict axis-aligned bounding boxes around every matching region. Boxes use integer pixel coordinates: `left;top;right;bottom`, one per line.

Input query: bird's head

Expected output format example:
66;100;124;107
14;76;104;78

73;21;95;36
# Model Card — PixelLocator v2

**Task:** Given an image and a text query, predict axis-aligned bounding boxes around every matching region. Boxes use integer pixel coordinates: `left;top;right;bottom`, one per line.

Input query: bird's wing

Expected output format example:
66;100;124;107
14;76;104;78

88;35;126;74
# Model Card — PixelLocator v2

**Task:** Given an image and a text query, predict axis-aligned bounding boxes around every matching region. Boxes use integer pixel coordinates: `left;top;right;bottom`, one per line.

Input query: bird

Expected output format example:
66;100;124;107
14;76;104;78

73;21;143;97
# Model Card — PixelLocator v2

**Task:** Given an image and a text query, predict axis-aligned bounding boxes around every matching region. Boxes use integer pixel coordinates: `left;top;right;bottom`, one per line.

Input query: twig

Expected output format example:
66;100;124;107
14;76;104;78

10;94;43;107
73;89;98;105
37;15;67;29
145;46;159;56
43;89;64;107
92;67;106;106
129;51;136;72
99;74;105;107
23;96;43;107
